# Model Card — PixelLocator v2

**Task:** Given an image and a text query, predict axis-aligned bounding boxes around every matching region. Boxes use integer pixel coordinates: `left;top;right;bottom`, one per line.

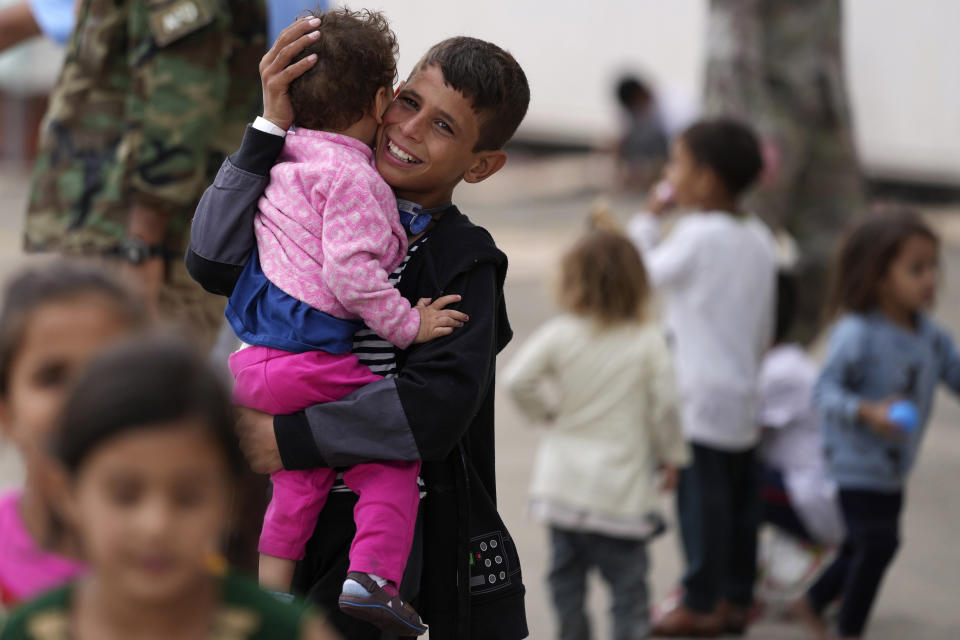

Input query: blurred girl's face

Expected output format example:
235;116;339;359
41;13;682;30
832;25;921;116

0;298;134;463
65;421;232;603
880;233;940;313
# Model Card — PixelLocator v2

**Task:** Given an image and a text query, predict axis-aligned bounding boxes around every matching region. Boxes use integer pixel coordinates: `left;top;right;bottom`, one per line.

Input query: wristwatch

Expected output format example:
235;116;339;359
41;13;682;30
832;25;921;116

104;238;169;265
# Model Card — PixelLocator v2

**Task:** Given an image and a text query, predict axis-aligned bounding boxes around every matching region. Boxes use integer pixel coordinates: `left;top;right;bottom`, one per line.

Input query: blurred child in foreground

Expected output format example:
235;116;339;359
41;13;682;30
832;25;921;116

504;212;688;640
0;263;148;615
0;336;337;639
793;210;960;640
628;119;777;637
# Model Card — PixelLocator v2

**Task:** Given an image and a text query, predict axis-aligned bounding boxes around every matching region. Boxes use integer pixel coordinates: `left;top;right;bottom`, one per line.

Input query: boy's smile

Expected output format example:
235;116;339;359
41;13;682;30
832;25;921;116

375;64;504;209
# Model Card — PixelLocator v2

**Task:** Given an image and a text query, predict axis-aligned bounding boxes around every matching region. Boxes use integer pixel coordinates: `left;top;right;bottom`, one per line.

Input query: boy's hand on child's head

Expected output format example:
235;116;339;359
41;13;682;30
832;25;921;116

259;17;321;130
660;465;679;492
413;295;469;343
858;400;908;441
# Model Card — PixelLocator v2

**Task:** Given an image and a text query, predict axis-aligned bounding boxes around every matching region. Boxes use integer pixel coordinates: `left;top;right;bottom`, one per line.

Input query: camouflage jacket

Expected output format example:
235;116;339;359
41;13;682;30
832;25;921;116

25;0;266;254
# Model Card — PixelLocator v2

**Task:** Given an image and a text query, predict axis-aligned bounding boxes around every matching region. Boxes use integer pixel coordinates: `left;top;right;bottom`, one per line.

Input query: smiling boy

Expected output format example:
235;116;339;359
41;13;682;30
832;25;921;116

187;19;530;640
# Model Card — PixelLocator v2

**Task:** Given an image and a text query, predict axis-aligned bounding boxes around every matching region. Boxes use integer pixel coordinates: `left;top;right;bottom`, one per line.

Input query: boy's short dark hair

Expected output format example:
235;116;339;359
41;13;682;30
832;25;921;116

681;119;763;197
413;37;529;151
290;8;398;131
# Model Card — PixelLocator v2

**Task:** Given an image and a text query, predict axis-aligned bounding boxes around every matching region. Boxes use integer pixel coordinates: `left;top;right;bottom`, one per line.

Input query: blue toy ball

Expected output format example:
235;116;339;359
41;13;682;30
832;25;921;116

887;400;919;433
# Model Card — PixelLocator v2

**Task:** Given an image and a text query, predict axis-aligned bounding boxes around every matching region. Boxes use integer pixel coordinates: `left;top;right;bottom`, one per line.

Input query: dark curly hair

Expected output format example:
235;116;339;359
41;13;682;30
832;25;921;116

412;37;529;151
825;208;938;319
289;8;398;131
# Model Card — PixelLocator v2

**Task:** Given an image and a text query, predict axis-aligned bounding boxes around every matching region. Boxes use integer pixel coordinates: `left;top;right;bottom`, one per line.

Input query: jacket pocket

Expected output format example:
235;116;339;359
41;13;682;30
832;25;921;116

461;448;528;640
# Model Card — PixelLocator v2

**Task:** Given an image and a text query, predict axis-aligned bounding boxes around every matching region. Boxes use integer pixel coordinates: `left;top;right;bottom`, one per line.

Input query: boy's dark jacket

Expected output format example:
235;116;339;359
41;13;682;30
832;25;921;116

186;126;528;639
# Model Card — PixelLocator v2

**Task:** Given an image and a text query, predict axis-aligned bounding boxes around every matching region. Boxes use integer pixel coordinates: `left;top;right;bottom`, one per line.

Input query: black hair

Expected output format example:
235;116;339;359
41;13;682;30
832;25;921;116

0;261;148;395
51;334;244;478
680;119;763;197
774;271;798;344
413;37;530;151
825;208;939;319
616;76;652;109
289;7;398;131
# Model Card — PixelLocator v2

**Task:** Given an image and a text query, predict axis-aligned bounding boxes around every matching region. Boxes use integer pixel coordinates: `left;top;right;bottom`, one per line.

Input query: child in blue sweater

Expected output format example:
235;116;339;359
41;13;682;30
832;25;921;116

793;210;960;640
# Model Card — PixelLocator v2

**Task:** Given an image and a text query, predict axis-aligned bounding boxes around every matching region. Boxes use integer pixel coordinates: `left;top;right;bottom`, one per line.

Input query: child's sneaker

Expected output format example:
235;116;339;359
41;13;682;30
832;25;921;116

338;571;427;636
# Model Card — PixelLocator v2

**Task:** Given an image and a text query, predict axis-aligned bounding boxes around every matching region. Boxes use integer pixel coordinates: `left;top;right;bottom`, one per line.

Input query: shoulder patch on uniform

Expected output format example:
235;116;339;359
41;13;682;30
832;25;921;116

147;0;217;47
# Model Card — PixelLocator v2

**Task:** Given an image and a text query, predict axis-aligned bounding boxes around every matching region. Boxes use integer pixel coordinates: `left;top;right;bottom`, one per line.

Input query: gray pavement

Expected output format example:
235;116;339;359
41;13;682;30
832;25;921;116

1;157;959;638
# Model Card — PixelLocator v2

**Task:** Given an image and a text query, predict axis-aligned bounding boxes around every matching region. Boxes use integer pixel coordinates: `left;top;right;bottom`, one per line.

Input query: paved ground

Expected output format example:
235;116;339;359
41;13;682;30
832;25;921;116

1;156;959;638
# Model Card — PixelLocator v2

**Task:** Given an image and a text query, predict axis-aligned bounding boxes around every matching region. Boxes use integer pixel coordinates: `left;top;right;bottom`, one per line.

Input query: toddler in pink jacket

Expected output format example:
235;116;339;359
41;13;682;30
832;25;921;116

224;10;461;634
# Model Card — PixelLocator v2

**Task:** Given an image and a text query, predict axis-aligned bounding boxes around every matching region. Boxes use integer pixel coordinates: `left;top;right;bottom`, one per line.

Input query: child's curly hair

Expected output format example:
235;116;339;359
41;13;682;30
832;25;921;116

557;206;650;327
289;8;398;131
824;207;939;319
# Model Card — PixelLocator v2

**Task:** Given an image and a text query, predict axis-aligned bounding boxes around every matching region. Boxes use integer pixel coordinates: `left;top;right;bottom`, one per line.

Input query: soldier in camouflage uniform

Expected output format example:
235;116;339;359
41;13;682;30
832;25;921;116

703;0;866;345
24;0;266;350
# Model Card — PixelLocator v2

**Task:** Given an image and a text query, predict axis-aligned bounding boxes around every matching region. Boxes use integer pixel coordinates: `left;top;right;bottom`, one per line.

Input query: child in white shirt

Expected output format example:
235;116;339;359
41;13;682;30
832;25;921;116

629;119;777;637
759;273;843;548
755;273;844;611
504;216;688;640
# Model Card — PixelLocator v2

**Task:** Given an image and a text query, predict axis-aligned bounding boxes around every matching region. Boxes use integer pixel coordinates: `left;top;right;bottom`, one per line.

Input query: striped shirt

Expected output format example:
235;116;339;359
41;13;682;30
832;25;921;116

332;235;429;496
351;235;429;378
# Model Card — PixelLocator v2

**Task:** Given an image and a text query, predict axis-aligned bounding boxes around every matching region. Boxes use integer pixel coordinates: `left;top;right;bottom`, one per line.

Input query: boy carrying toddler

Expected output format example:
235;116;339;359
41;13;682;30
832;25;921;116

188;11;531;640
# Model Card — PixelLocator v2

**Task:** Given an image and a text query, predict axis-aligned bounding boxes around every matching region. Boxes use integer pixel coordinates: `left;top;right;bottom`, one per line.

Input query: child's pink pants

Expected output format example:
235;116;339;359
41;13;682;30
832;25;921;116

229;345;421;586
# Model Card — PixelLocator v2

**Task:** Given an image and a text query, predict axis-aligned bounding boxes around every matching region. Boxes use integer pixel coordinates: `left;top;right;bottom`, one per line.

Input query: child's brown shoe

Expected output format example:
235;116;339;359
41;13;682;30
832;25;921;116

338;572;427;636
651;604;723;637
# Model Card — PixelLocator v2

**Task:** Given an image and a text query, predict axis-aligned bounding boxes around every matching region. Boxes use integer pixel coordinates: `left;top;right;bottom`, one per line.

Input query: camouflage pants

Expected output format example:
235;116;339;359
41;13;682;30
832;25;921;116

157;258;227;353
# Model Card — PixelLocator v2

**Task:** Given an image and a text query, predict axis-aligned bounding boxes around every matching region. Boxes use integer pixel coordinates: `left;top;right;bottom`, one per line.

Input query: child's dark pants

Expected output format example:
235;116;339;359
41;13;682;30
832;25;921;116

760;466;816;544
807;489;902;637
678;442;760;614
548;527;650;640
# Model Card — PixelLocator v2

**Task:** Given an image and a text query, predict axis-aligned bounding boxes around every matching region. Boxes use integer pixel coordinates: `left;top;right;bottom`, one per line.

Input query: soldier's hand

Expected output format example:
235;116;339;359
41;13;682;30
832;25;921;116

122;203;169;313
119;258;164;315
260;17;321;130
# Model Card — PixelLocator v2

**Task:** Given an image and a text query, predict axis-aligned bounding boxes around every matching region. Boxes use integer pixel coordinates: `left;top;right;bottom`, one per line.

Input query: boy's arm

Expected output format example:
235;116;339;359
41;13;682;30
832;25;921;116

275;263;504;469
502;322;560;424
185;123;285;296
0;2;41;51
626;213;697;288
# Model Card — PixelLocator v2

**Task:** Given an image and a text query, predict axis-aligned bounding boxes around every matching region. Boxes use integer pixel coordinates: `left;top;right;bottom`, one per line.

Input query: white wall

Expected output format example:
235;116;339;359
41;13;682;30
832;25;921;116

846;0;960;183
345;0;959;181
362;0;705;141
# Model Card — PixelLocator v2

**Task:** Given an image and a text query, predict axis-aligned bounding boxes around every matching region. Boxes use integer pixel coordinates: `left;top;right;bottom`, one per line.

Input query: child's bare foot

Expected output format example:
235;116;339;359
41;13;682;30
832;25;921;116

789;596;830;640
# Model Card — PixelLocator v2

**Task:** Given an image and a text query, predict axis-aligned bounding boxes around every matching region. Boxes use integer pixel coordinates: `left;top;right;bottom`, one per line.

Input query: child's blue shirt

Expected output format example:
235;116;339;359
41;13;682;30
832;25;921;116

815;311;960;491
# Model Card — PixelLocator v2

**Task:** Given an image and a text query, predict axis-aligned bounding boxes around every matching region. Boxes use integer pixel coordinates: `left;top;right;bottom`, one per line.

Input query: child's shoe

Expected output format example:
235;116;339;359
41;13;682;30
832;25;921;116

338;571;427;636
